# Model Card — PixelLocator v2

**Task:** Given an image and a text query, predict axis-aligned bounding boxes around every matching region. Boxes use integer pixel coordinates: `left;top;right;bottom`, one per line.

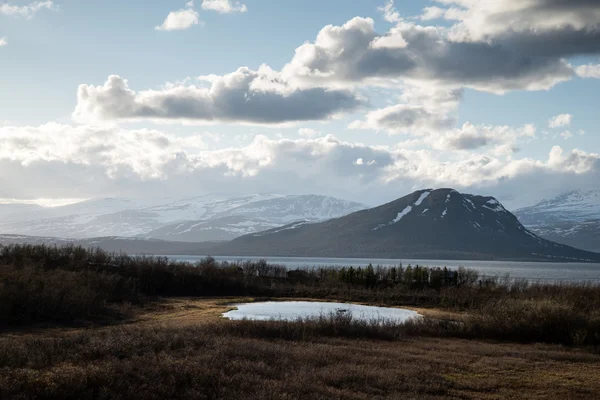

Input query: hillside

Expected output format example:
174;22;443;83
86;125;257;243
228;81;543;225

143;195;367;242
212;189;600;261
514;189;600;252
0;194;367;242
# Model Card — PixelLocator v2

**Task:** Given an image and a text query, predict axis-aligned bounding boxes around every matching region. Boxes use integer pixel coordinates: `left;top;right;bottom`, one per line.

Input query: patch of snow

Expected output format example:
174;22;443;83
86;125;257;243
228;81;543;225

441;208;448;218
421;208;429;215
392;206;413;223
373;205;413;230
414;191;430;207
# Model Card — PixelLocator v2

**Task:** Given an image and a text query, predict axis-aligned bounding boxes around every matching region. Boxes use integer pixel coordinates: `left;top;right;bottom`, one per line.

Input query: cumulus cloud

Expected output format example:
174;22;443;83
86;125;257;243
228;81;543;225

438;0;600;48
576;63;600;79
281;17;575;94
378;0;401;23
350;104;455;134
349;86;461;134
548;113;572;128
420;6;446;21
1;123;598;206
73;68;364;124
0;37;7;47
437;123;536;153
0;1;55;18
156;2;201;31
74;2;600;128
201;0;247;13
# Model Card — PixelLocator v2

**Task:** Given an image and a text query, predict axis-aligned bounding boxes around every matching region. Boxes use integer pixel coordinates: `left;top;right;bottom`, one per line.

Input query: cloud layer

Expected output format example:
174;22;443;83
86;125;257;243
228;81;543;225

73;69;364;124
1;123;598;206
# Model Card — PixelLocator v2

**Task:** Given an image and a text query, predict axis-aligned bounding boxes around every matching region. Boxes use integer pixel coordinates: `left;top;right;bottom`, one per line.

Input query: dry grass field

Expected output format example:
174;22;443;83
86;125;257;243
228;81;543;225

2;246;600;399
2;297;599;400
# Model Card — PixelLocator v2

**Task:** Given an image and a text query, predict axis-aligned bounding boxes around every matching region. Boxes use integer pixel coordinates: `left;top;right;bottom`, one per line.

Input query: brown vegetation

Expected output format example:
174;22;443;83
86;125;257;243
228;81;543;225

2;244;600;398
1;318;599;399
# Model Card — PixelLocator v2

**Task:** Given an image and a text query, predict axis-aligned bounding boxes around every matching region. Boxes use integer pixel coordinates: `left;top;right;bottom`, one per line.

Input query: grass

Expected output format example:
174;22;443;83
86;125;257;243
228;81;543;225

1;318;599;399
2;244;600;398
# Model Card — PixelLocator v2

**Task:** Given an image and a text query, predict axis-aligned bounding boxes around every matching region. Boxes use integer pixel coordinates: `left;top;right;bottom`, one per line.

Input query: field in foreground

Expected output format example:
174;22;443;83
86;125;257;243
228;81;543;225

1;245;600;399
1;298;600;399
2;303;600;400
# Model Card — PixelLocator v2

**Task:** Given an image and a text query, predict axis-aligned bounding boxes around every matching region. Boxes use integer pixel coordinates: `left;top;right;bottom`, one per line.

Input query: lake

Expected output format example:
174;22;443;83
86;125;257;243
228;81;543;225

222;301;420;323
163;255;600;282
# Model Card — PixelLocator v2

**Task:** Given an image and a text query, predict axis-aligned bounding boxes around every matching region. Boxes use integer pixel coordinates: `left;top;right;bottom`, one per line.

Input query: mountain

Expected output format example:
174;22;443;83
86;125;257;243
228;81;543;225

141;216;280;242
0;194;367;242
143;195;367;242
211;189;600;261
514;189;600;252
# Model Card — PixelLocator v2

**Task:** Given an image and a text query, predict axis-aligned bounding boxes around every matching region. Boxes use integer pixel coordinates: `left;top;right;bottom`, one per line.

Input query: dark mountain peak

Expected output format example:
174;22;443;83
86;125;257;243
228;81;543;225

214;188;600;262
371;188;513;234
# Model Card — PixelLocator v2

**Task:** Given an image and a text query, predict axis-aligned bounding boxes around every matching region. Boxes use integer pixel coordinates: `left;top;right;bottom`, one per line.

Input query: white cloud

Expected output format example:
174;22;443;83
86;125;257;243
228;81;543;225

0;123;598;205
350;85;462;134
73;68;364;125
0;37;7;47
378;0;401;23
560;131;573;140
576;64;600;79
436;123;536;153
281;17;574;94
0;1;55;19
201;0;247;13
156;2;201;31
438;0;600;45
548;113;572;128
420;6;446;21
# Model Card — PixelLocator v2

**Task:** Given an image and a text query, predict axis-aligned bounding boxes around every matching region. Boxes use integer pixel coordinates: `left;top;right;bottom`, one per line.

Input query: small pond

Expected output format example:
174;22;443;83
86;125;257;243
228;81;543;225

222;301;420;323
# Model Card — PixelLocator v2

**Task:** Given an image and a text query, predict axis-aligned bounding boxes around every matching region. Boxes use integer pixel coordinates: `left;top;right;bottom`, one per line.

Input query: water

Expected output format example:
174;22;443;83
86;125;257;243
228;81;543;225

163;255;600;282
222;301;420;323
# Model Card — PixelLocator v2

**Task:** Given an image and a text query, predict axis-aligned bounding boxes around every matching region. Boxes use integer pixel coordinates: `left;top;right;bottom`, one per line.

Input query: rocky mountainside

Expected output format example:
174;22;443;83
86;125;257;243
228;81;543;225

0;194;367;242
212;189;600;261
514;189;600;252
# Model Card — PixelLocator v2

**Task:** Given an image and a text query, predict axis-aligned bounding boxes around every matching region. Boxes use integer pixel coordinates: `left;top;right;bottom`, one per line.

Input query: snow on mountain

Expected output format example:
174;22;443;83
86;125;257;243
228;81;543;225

515;189;600;226
0;194;367;242
144;195;367;242
213;188;600;261
514;189;600;252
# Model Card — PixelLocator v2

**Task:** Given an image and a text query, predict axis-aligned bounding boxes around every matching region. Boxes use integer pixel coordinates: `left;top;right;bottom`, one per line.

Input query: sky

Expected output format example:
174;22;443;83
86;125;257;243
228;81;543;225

1;0;599;208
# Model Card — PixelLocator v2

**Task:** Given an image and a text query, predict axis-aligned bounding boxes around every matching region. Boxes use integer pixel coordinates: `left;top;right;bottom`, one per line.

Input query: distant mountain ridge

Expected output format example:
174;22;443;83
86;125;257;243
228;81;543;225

0;194;368;242
210;189;600;262
2;189;599;262
515;189;600;252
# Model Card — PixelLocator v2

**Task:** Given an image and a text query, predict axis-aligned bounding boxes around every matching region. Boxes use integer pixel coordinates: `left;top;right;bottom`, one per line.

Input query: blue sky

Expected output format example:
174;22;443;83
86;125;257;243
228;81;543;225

1;0;599;207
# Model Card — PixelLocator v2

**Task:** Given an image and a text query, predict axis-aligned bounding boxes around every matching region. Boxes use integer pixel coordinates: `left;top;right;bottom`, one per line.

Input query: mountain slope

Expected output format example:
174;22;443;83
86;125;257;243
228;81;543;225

0;194;367;242
144;195;368;242
514;189;600;252
212;189;600;261
0;194;284;238
142;216;281;242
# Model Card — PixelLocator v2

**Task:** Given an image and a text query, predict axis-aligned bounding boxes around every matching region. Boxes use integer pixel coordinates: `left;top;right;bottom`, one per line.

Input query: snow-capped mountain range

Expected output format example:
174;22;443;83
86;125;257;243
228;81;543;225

211;188;600;261
0;194;368;241
514;189;600;252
